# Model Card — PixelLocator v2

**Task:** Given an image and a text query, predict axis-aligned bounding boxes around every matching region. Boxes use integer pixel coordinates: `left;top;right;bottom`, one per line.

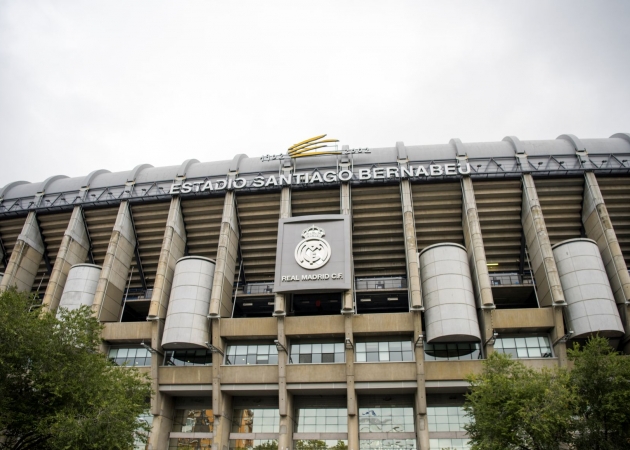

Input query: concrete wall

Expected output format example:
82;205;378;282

0;211;44;293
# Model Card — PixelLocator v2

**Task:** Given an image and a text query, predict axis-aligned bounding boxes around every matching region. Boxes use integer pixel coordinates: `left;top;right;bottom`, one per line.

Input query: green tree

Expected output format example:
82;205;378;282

0;288;152;450
463;352;573;450
568;336;630;450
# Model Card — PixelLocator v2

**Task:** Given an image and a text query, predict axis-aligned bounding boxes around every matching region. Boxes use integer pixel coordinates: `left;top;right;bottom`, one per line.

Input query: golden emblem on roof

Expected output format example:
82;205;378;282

287;134;340;159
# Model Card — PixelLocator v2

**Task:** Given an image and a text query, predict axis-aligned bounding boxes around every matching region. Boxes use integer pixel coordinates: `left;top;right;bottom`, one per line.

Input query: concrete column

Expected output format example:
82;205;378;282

0;211;44;293
274;186;291;316
209;192;239;318
521;174;568;365
582;172;630;352
345;315;358;450
91;201;136;322
41;206;90;312
341;182;355;313
148;197;187;320
148;318;174;450
461;178;496;356
213;393;233;450
400;179;422;310
413;313;429;450
277;317;294;450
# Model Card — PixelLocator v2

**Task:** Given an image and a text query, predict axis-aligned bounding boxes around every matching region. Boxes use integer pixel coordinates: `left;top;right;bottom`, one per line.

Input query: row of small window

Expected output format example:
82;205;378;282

170;406;467;435
168;439;468;450
112;335;554;368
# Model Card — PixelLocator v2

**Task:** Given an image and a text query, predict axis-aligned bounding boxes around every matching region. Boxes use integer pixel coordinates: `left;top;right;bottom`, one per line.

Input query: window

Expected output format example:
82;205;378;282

133;413;153;450
229;439;277;450
494;335;552;358
355;340;413;362
171;409;214;433
360;439;417;450
424;343;480;361
290;342;345;364
295;407;348;432
294;440;347;450
427;407;469;432
169;438;212;449
225;344;278;365
164;349;213;366
231;408;279;433
108;347;151;366
429;439;470;450
359;407;414;433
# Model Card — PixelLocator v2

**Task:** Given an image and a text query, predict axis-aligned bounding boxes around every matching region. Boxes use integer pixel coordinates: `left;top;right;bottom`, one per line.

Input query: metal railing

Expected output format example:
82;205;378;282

489;273;534;286
243;282;274;295
355;277;407;290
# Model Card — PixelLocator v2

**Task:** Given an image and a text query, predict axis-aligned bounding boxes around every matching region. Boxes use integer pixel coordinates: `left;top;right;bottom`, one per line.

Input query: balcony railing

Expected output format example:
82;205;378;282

355;277;407;290
243;282;275;295
489;273;534;286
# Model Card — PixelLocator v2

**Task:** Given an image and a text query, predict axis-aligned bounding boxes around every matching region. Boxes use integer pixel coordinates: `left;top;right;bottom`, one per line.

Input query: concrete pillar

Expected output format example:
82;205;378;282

341;182;354;313
41;206;90;312
274;186;291;316
148;318;174;450
521;174;568;365
0;211;44;293
345;315;358;450
400;179;422;310
277;317;294;450
582;172;630;351
213;393;233;450
209;192;238;318
91;201;136;322
413;313;429;450
461;178;496;356
148;197;187;320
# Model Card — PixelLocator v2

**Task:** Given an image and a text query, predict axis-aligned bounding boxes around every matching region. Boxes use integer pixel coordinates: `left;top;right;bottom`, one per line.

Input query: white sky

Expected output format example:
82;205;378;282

1;0;629;187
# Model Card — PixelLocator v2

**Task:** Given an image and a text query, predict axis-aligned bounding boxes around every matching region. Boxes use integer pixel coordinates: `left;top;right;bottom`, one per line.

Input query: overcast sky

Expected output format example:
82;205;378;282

0;1;629;187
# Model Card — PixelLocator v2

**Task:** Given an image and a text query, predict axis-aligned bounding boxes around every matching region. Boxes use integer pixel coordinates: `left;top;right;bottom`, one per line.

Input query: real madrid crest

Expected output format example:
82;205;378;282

294;225;331;270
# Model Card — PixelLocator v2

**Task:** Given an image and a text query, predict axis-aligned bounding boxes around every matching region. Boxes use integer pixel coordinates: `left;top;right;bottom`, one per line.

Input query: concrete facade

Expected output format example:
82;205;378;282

2;134;630;450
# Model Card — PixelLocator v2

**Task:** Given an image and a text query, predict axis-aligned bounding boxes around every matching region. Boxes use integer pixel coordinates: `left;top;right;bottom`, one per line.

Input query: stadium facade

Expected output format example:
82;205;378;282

1;133;630;450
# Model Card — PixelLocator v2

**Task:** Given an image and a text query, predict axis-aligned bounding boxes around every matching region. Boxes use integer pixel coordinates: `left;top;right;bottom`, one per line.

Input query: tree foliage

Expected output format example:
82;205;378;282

0;288;153;450
464;337;630;450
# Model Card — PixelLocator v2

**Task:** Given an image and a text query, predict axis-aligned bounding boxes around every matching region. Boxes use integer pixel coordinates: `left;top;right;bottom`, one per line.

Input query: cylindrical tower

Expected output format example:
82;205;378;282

57;264;102;314
552;238;624;339
419;243;482;343
162;256;216;349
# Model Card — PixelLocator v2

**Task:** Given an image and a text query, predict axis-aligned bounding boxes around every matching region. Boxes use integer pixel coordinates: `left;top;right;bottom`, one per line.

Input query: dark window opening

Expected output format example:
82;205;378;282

232;297;274;318
357;293;409;314
290;293;341;316
121;289;151;322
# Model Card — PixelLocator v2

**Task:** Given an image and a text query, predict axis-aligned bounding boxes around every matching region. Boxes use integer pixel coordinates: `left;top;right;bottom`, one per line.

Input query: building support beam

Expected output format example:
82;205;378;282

147;196;187;448
128;207;147;291
41;206;91;312
209;192;239;318
274;185;291;316
35;215;52;276
341;179;355;313
461;177;496;356
91;201;136;322
0;211;45;293
521;174;568;365
582;172;630;352
413;313;429;450
278;317;294;450
345;315;358;450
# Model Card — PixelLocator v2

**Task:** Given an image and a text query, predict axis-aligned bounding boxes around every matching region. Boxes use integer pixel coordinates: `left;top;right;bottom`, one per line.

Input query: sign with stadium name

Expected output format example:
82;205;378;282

169;162;472;194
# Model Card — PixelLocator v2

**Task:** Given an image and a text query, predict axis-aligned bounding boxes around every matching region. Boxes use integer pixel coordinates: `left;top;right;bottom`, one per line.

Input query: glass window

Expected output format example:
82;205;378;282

231;408;279;433
295;407;348;433
360;439;417;450
427;406;469;432
133;413;153;450
164;349;213;366
359;407;414;433
171;409;214;433
355;339;413;363
169;437;213;449
429;438;470;450
290;341;345;364
225;344;278;365
294;440;348;450
494;335;552;359
108;347;151;366
229;439;277;450
424;342;480;361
